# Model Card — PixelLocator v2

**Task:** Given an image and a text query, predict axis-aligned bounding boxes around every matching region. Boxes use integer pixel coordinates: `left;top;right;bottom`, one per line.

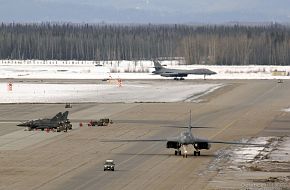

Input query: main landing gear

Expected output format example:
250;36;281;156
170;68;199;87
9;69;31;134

193;150;201;156
174;149;201;157
174;150;182;156
173;77;185;80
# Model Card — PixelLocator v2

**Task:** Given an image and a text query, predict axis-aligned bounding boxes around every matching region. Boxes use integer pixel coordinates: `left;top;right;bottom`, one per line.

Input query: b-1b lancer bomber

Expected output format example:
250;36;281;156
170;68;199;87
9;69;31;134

102;111;264;158
152;60;217;80
17;111;72;132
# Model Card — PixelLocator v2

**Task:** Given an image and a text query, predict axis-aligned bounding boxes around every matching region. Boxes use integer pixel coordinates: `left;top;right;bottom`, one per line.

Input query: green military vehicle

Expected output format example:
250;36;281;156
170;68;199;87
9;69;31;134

88;118;113;126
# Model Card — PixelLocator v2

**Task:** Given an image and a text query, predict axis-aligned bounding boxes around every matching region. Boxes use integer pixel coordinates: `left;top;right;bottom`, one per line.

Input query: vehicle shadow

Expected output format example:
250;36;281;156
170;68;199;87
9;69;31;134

113;152;215;158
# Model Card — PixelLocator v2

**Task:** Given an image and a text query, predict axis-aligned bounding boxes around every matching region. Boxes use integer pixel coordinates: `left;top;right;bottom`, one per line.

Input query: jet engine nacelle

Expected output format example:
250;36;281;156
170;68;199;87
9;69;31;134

161;73;175;77
166;141;181;149
194;142;211;150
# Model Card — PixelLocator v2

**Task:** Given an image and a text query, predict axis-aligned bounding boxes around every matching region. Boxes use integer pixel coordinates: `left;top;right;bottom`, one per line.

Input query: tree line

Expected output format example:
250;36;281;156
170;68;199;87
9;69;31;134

0;23;290;65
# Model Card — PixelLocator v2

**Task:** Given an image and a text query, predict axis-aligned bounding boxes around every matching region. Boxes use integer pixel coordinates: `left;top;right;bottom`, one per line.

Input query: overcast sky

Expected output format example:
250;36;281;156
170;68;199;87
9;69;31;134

1;0;290;24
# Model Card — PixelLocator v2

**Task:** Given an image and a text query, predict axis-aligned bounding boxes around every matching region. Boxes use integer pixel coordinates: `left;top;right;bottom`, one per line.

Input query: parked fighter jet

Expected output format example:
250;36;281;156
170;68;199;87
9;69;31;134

152;60;217;80
17;111;71;132
101;111;264;158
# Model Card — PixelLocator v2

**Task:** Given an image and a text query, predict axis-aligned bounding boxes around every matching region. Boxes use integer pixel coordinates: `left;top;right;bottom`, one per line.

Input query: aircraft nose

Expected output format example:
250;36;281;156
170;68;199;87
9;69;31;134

17;121;30;127
17;122;26;127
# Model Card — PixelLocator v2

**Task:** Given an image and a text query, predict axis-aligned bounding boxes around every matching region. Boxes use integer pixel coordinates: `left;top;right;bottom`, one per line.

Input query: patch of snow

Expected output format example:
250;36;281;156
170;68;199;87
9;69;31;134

269;138;290;162
211;137;290;172
228;137;271;164
230;139;268;164
282;108;290;112
184;84;224;102
0;82;221;103
1;60;290;79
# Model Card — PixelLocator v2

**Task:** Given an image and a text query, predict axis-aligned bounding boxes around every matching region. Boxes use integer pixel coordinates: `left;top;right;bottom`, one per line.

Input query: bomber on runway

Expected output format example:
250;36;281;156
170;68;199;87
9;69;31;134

102;111;264;158
152;60;217;80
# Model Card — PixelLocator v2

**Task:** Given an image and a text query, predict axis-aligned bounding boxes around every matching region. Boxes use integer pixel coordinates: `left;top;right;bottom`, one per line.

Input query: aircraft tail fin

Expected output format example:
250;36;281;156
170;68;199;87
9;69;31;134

153;60;164;71
51;112;62;122
62;111;69;120
161;110;211;130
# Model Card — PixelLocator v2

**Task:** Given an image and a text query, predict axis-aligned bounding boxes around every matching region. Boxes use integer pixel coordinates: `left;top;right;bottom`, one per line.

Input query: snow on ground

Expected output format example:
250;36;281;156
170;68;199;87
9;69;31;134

0;81;222;103
210;137;271;171
228;137;271;164
211;136;290;171
208;137;290;189
1;59;290;79
282;108;290;112
0;60;110;79
269;138;290;162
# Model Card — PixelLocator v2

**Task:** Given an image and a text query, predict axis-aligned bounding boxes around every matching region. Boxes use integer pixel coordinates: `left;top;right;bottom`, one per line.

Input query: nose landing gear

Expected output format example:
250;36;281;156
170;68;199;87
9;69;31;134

182;145;188;158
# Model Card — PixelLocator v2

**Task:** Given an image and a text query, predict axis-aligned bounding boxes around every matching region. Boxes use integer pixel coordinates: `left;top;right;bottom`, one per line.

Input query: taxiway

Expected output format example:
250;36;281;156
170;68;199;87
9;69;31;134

0;79;289;190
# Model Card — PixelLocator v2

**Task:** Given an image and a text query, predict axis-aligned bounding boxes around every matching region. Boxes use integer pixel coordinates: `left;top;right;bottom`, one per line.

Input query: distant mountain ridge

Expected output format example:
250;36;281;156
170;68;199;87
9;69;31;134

1;0;290;23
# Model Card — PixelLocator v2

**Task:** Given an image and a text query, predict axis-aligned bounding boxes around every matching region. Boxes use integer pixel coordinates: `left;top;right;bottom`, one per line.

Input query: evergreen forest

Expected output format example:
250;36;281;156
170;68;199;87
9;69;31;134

1;23;290;65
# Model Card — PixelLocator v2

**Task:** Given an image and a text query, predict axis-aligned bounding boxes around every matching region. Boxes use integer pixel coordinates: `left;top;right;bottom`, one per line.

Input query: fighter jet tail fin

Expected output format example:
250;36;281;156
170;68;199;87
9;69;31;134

62;111;69;120
51;112;62;122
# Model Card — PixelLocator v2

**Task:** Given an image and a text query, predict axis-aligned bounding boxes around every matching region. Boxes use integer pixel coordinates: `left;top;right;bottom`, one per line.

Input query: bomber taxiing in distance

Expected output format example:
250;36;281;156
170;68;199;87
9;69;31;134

17;111;72;132
102;111;264;158
152;60;217;80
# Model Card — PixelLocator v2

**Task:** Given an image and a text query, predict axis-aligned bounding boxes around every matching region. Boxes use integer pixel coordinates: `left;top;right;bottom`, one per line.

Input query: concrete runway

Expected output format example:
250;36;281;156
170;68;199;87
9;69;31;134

0;79;289;190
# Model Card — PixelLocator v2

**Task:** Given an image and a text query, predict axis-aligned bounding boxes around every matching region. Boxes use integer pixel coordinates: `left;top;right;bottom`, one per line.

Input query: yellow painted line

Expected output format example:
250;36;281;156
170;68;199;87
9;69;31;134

210;84;279;140
209;119;237;139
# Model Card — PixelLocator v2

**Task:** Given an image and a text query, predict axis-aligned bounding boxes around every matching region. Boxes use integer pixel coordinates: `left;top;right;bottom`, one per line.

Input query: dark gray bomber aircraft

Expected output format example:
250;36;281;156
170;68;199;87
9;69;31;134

17;111;72;132
152;60;217;80
102;111;264;158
